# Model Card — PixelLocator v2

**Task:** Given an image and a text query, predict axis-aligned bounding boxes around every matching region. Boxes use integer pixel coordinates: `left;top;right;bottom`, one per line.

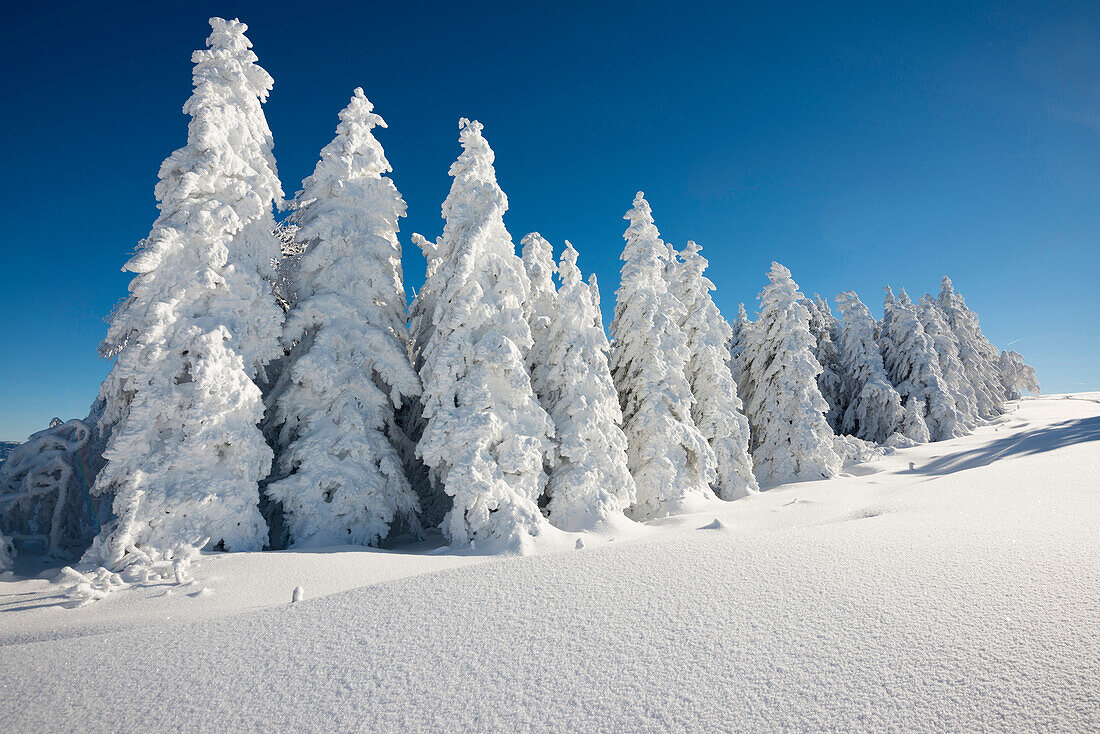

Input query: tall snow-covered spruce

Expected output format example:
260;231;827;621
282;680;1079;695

539;242;636;530
834;291;905;444
918;293;980;431
415;119;555;552
737;263;841;485
610;193;716;519
264;88;421;547
937;277;1006;419
86;18;284;566
673;241;757;499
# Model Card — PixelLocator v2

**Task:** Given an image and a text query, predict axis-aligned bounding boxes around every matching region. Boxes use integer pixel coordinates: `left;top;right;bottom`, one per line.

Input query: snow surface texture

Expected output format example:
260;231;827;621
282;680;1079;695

2;394;1096;732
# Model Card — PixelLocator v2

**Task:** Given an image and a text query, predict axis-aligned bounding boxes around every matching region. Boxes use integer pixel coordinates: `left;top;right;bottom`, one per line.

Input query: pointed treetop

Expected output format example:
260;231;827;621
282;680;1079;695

897;288;913;306
768;261;792;282
626;191;654;225
341;87;386;130
588;273;602;311
884;285;896;304
559;240;582;287
521;232;554;264
197;18;273;103
206;17;251;51
940;275;956;299
446;118;504;218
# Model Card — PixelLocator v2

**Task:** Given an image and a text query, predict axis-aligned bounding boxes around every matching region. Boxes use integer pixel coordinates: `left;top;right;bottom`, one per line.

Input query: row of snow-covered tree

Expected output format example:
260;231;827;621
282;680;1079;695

0;18;1037;572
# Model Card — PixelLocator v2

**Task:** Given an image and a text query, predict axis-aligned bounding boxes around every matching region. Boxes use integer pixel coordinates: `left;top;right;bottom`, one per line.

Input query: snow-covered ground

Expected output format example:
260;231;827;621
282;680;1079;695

1;393;1097;732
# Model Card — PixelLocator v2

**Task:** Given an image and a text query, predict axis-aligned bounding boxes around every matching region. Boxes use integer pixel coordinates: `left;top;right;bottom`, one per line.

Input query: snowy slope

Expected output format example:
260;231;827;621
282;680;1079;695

1;394;1097;732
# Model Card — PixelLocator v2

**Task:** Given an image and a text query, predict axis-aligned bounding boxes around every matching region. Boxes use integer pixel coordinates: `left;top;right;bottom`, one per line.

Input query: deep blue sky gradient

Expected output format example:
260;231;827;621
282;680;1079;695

1;0;1097;439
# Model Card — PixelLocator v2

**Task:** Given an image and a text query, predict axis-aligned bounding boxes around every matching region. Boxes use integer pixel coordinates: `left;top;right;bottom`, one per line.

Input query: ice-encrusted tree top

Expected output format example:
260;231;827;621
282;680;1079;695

738;263;840;484
610;193;716;519
264;88;421;547
541;242;636;530
416;119;554;551
673;241;757;499
834;291;904;444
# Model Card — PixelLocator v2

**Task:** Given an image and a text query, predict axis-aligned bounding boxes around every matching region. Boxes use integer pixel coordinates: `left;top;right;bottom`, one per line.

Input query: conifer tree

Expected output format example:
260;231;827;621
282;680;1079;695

673;241;757;499
917;294;980;430
520;232;559;409
738;263;841;484
900;396;932;444
879;288;960;442
264;89;421;547
937;277;1005;418
86;18;284;566
541;243;636;530
999;350;1040;400
729;302;751;389
610;194;717;519
805;295;845;430
416;120;554;551
834;291;904;444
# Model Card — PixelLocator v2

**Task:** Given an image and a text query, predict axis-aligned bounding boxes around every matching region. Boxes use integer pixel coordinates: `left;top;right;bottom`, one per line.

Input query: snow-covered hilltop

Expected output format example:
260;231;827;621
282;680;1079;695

0;17;1038;582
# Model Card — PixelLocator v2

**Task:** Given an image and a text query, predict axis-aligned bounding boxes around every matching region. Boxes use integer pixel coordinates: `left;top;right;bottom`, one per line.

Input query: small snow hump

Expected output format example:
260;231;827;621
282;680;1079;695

292;586;304;603
575;538;584;550
701;518;728;531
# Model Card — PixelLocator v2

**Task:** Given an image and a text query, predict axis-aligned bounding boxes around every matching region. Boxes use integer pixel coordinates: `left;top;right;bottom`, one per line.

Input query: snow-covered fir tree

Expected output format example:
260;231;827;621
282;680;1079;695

399;232;449;527
879;288;961;442
610;194;717;519
999;350;1040;400
264;88;421;547
673;241;757;499
520;232;559;410
937;277;1005;419
900;396;931;444
917;294;980;430
540;242;636;530
738;263;841;484
729;302;751;390
416;119;555;551
834;291;905;444
86;18;284;567
805;295;845;430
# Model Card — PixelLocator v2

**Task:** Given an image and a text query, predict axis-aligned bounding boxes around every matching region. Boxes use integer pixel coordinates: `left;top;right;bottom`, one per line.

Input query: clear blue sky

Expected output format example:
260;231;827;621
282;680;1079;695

1;0;1097;440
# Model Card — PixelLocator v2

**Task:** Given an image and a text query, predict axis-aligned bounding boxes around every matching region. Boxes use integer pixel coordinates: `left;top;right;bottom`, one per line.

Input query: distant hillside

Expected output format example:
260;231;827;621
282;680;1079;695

0;441;21;467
